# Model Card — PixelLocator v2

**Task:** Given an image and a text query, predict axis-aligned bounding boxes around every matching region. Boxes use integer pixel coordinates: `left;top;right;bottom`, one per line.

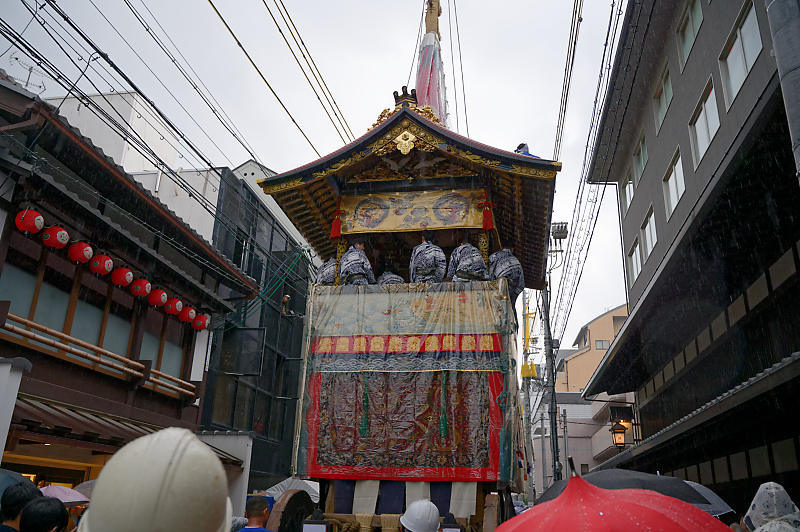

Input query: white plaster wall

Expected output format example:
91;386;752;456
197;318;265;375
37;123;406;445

198;433;253;517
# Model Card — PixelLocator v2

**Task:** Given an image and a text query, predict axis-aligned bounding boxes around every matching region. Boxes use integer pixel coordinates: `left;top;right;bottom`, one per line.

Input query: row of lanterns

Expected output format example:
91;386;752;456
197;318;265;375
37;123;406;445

15;209;210;330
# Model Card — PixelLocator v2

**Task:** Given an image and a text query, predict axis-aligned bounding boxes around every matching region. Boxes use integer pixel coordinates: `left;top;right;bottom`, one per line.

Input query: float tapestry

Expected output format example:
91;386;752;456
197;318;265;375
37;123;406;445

294;280;518;481
340;189;485;234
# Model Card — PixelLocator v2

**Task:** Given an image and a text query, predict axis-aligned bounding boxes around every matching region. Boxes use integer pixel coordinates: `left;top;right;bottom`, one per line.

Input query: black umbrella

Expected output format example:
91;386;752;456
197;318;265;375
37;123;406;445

536;469;709;505
0;469;38;512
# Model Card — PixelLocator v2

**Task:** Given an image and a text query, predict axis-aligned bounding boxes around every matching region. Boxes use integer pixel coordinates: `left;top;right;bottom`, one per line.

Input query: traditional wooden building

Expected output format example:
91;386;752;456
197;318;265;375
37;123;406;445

0;72;252;485
259;88;560;289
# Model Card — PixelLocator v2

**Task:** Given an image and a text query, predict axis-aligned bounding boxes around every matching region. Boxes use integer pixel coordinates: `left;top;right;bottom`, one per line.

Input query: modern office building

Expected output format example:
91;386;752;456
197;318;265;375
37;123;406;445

584;0;800;512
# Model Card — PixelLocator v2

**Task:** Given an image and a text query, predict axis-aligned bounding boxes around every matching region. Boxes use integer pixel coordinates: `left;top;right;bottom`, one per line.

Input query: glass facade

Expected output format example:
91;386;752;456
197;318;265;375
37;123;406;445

204;171;311;487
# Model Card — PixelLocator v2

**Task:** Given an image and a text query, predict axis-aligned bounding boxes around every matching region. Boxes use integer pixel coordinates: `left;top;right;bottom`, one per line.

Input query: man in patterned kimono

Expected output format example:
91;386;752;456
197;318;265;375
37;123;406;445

489;247;524;304
409;230;446;283
377;259;405;285
338;237;376;285
316;257;337;285
447;235;487;282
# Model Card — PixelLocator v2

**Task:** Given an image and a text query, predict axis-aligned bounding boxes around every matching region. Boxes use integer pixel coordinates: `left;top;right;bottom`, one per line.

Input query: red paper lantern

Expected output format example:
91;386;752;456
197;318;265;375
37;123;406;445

15;210;44;234
192;313;210;330
130;278;151;297
89;254;114;276
111;267;133;287
178;306;196;323
67;241;94;264
147;288;168;307
41;226;70;249
164;297;182;315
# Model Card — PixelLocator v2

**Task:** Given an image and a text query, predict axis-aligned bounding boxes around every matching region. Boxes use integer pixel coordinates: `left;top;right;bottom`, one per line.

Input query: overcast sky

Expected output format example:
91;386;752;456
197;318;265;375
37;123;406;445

1;0;627;352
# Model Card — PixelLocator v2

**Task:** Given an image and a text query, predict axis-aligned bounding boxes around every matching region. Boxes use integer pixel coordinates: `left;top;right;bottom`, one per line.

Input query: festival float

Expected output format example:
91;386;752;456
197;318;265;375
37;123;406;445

258;1;560;529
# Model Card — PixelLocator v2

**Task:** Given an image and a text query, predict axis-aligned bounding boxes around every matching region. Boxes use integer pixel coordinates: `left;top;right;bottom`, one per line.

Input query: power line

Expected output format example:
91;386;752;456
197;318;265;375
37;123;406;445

0;0;37;58
553;0;584;161
135;0;263;161
552;0;651;343
30;0;315;273
406;2;425;88
446;0;459;132
452;0;469;136
274;0;355;140
550;0;622;339
121;0;267;161
5;7;291;283
205;0;321;157
82;0;232;167
256;0;349;144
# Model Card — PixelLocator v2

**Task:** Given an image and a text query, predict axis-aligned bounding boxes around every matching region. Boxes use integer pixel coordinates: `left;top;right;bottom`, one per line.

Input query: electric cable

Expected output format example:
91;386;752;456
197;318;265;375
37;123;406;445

0;0;37;57
553;0;584;161
452;0;469;136
274;0;355;140
2;13;287;286
135;0;263;161
83;0;232;167
205;0;321;157
257;0;349;143
37;0;297;267
446;0;459;131
551;0;649;343
121;0;268;161
406;1;426;88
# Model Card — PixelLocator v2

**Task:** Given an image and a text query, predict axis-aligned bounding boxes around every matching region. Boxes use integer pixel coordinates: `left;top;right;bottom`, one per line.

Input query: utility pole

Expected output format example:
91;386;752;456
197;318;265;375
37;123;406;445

562;409;570;475
540;282;561;482
539;413;547;491
521;290;537;503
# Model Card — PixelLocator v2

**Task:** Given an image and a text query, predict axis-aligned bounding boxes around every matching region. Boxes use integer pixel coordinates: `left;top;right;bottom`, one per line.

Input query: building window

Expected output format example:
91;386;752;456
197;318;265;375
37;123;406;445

678;0;703;66
633;136;648;184
581;463;590;476
641;209;657;260
663;152;686;216
654;69;673;128
595;339;610;350
690;84;720;164
620;173;634;214
721;3;762;104
627;240;642;284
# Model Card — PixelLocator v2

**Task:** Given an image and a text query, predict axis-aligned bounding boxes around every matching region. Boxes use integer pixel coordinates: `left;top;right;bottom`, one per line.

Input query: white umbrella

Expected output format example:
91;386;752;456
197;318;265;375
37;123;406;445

264;477;319;503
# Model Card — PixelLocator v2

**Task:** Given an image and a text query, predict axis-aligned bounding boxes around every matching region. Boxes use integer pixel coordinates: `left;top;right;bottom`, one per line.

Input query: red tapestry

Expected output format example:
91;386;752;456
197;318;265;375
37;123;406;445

305;371;503;481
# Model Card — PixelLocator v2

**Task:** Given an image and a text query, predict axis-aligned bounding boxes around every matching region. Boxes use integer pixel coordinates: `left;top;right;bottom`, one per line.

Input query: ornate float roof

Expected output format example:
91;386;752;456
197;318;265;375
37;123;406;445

258;100;561;289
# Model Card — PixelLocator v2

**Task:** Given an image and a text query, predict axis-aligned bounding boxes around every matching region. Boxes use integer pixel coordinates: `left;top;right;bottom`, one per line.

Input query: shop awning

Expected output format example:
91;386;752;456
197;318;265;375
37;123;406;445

10;394;242;466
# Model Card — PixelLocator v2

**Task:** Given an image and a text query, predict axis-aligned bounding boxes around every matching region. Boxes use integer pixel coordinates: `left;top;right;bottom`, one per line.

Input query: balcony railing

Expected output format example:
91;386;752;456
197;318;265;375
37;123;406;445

2;312;195;398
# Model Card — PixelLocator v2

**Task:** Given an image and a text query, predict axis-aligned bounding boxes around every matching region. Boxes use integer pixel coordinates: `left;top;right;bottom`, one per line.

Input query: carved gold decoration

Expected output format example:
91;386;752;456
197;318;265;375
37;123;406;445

311;150;371;179
479;231;489;267
447;145;501;168
372;107;399;128
259;177;304;195
371;103;442;129
509;164;558;179
335;238;347;286
348;158;475;183
414;105;442;124
368;120;444;158
372;141;397;156
394;130;417;155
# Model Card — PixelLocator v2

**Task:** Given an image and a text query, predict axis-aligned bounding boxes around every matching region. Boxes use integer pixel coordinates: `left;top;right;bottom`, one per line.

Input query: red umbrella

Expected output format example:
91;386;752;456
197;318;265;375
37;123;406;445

498;476;729;531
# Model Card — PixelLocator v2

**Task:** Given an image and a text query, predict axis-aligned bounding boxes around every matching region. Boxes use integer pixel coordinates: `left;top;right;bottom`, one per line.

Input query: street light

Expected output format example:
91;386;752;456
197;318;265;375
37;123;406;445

610;422;627;450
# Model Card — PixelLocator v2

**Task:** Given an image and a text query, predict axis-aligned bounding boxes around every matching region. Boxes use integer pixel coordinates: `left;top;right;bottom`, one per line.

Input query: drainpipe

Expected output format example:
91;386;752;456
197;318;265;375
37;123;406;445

765;0;800;183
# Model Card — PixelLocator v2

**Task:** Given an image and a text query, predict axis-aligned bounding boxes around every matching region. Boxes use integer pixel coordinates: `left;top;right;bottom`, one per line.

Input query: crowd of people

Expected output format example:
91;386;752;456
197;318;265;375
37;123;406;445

0;428;800;532
317;231;525;304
